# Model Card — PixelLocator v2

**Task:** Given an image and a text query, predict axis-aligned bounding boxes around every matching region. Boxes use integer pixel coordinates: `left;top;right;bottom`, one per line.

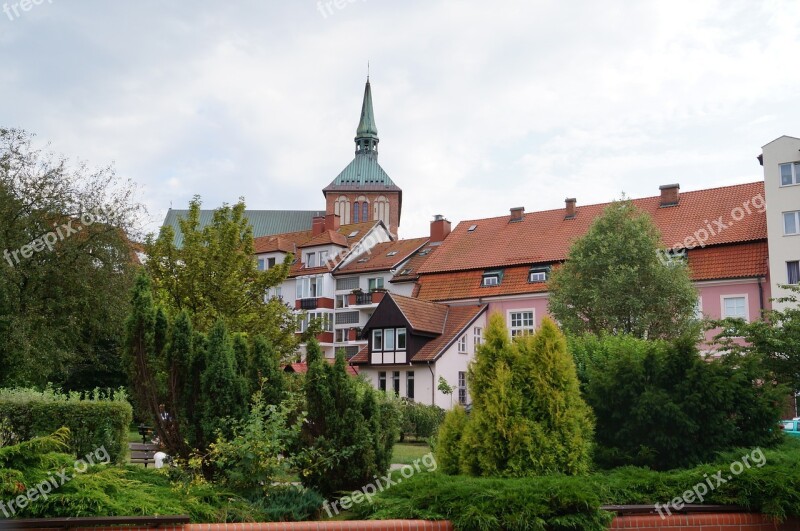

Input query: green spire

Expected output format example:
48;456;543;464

355;79;379;155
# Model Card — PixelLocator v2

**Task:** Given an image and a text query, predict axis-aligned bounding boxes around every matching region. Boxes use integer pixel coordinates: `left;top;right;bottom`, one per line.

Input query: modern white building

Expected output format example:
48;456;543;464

761;136;800;312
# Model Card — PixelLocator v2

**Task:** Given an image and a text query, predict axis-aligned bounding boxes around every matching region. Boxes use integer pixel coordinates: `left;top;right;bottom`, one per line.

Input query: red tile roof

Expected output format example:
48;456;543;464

253;221;377;255
351;294;487;364
298;230;349;249
390;242;441;283
688;241;769;281
335;237;429;275
284;360;359;376
416;265;552;301
419;182;767;274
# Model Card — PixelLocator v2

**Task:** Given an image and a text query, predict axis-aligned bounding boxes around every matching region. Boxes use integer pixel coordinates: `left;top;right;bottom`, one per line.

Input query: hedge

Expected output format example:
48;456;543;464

355;439;800;530
0;388;132;463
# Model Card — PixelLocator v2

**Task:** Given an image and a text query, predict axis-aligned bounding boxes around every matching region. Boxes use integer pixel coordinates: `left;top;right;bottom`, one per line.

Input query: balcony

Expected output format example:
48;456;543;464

347;290;386;307
297;298;318;310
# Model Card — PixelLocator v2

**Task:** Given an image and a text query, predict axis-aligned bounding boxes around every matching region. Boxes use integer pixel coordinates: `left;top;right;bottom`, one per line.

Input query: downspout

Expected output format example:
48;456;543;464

427;361;435;406
758;276;765;314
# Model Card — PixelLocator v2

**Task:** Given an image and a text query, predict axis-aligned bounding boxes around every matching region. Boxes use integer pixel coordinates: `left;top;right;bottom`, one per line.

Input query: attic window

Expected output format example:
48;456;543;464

418;249;431;256
348;231;359;238
467;224;478;232
400;269;412;275
386;251;398;256
528;266;550;283
481;269;503;287
357;258;369;263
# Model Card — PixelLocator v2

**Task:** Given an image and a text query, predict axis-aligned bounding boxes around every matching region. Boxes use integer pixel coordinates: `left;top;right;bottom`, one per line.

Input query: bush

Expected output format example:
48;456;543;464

0;388;132;463
443;314;593;476
574;334;785;470
398;400;445;441
300;342;399;497
255;486;324;522
435;406;468;475
355;440;800;529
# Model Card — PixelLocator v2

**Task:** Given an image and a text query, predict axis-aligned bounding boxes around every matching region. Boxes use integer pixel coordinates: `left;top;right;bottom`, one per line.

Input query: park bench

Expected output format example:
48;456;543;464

128;442;159;467
0;515;190;529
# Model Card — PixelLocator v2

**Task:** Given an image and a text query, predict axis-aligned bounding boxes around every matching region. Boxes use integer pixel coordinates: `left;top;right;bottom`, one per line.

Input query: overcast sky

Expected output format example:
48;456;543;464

2;0;799;239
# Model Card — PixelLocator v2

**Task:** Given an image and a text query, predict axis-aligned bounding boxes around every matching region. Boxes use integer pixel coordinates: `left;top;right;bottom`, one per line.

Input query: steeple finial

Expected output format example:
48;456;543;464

355;77;378;156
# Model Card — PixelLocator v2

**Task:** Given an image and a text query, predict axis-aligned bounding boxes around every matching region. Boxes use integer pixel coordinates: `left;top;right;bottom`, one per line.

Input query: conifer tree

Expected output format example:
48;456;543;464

250;335;286;406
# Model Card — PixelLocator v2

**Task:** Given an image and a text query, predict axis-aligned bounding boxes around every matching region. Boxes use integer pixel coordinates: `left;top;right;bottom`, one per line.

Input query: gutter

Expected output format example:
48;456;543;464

427;361;435;405
758;275;765;313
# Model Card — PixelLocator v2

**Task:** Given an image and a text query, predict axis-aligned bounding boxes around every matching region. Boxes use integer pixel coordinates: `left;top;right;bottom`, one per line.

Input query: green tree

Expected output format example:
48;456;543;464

301;341;398;496
577;334;784;469
249;335;286;406
548;199;698;340
446;314;593;476
144;196;298;358
0;128;143;389
199;320;248;441
712;284;800;395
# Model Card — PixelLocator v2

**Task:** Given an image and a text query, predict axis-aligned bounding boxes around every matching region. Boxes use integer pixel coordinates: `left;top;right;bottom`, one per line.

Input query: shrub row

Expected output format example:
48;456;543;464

398;400;445;441
0;388;132;463
355;440;800;530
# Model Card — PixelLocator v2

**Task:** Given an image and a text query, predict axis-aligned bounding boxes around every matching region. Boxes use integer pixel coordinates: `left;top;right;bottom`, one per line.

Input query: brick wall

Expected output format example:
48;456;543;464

609;513;800;530
48;522;452;531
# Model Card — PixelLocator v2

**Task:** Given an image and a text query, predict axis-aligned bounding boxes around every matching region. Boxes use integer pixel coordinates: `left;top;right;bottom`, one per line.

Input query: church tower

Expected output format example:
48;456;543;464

323;79;402;236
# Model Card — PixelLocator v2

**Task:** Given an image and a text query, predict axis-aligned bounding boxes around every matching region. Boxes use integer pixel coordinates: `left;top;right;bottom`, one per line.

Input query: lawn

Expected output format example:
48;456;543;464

392;441;431;465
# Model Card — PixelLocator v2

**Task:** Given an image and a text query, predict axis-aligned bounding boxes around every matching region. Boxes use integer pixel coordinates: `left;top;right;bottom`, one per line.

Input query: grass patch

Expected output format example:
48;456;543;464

392;441;431;465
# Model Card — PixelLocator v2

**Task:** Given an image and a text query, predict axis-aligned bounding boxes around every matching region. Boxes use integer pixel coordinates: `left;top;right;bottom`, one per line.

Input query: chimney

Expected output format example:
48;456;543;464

430;214;451;243
312;215;325;236
509;206;524;223
325;213;340;232
565;198;576;219
659;184;680;207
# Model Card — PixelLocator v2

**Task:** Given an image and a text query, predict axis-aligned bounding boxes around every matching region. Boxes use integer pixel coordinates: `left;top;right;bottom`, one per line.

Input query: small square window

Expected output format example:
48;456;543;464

785;211;800;235
481;270;503;287
722;296;747;320
306;252;317;268
372;329;383;351
528;267;549;283
458;335;467;354
780;162;800;186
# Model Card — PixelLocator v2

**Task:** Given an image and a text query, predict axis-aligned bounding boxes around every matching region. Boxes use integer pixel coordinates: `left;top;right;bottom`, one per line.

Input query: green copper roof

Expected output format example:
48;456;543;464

323;155;400;192
356;80;378;139
162;209;324;248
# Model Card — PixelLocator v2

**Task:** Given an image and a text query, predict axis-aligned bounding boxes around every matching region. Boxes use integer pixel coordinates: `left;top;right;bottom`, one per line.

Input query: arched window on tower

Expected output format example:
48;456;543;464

334;196;350;224
355;196;368;224
362;202;369;222
374;196;390;226
353;202;360;223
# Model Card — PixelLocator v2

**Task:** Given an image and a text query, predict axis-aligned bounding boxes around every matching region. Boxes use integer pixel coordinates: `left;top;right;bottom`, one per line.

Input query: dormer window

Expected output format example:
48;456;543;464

528;266;550;283
482;269;503;287
305;252;317;268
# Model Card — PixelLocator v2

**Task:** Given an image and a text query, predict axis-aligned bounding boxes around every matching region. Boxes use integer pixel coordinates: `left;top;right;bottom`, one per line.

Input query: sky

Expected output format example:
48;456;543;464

2;0;799;239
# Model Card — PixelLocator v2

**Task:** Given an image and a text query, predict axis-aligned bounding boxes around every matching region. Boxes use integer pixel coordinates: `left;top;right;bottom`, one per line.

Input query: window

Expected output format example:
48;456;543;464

362;202;369;222
509;310;535;337
788;261;800;285
396;328;407;350
297;312;332;333
384;329;395;351
268;257;276;269
474;327;483;348
335;329;348;343
372;329;383;351
257;258;266;271
458;372;467;405
378;372;386;392
393;371;401;395
335;311;359;324
467;224;477;232
694;297;703;319
336;277;359;291
353;202;360;223
458;335;467;354
368;277;384;291
785;211;800;235
722;296;747;320
780;162;800;186
481;270;503;287
386;251;398;257
528;267;549;283
406;371;415;400
306;252;317;268
335;294;349;308
296;276;324;299
319;250;329;265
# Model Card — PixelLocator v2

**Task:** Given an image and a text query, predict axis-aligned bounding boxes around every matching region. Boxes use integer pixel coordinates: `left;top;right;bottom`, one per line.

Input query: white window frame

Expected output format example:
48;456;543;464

720;294;749;322
788;261;800;285
372;329;383;351
474;327;482;348
296;276;324;299
457;371;467;405
780;162;800;187
694;296;703;320
257;258;266;271
784;211;800;236
396;328;407;350
528;268;548;283
508;309;535;337
306;252;317;268
482;275;500;287
457;335;467;354
368;277;384;291
384;328;396;351
319;250;329;265
406;371;414;400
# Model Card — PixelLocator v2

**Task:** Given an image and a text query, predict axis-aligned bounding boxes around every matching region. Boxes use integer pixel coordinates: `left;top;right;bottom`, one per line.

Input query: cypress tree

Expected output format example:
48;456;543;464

250;335;285;405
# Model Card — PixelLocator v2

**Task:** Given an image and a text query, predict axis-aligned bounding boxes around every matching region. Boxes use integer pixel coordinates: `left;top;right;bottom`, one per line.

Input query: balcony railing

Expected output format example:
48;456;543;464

299;298;318;310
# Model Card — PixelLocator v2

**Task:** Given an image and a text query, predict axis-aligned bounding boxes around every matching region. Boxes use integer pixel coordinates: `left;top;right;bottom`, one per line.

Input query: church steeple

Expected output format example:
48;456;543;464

355;79;379;156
